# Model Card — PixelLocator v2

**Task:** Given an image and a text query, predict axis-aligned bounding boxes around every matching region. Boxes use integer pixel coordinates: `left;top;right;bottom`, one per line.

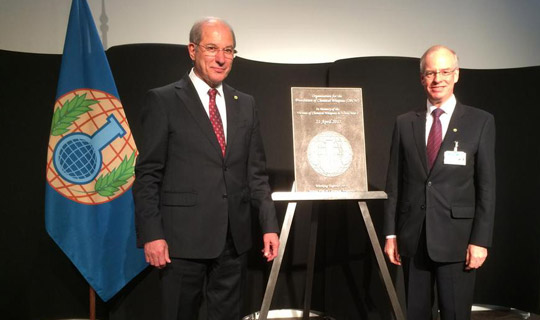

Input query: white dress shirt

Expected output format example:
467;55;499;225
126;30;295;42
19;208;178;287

425;94;456;145
189;68;227;141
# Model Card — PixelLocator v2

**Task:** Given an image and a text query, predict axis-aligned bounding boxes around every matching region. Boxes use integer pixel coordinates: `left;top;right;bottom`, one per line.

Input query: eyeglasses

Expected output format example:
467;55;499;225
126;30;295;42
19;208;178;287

423;69;456;79
195;43;237;59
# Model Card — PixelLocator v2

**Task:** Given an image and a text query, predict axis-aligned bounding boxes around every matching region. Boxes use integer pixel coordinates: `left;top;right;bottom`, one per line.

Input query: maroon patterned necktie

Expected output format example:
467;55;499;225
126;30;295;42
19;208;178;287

208;88;226;157
426;108;444;170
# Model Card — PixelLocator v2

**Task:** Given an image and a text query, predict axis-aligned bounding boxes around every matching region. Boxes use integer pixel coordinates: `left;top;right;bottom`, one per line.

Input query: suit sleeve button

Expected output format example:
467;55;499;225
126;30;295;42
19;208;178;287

421;204;426;210
222;194;228;199
427;181;432;187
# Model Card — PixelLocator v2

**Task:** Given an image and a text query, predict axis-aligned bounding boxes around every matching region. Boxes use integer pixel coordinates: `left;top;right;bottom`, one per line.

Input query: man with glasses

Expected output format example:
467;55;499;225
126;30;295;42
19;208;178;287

134;17;280;320
383;45;496;320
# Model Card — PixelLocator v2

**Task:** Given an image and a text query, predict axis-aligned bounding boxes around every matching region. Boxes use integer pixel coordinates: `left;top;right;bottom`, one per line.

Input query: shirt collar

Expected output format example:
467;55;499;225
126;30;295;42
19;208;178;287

426;94;456;117
189;68;224;97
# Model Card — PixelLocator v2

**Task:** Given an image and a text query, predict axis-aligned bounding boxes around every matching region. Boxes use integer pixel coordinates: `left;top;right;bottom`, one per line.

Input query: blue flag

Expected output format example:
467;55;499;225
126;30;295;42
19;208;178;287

45;0;147;301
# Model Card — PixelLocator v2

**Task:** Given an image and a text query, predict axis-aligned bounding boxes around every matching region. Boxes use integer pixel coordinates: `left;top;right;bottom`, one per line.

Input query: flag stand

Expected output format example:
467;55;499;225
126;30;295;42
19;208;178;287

89;287;96;320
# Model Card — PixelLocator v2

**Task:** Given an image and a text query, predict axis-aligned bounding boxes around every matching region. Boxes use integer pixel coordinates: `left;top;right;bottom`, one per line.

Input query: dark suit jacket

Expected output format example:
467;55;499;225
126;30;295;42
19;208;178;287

384;102;496;262
133;74;279;259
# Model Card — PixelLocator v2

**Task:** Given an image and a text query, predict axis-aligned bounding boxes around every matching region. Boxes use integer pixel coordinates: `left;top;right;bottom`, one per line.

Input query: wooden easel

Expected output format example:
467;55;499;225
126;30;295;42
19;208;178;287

258;187;404;320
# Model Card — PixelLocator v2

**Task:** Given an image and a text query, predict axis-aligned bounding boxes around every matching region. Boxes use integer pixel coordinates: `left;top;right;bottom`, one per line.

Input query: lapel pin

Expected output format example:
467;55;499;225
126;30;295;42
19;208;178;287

234;95;238;100
453;128;458;132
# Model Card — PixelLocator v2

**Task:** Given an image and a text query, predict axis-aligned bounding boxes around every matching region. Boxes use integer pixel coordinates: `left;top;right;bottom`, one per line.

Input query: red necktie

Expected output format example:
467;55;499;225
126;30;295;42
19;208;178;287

208;88;226;157
426;108;444;170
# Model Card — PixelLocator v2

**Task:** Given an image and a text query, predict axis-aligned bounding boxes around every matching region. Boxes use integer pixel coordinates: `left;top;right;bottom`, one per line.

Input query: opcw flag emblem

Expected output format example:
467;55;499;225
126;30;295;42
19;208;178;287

46;88;136;204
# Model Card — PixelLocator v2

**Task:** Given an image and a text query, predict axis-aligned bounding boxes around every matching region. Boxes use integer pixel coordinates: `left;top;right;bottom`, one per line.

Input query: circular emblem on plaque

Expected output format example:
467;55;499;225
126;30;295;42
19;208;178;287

307;131;353;177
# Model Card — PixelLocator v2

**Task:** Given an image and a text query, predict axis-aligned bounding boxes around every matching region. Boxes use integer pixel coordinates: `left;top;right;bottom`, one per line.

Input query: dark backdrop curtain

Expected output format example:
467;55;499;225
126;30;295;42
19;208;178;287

1;45;539;319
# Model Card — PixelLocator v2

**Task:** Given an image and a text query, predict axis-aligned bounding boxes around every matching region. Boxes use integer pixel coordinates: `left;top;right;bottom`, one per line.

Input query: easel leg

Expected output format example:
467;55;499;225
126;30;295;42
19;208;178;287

303;202;319;320
259;201;297;320
357;201;405;320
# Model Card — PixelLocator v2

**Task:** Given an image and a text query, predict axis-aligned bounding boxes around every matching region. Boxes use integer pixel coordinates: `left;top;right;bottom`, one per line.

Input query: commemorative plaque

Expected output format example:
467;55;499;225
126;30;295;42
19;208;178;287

292;87;367;192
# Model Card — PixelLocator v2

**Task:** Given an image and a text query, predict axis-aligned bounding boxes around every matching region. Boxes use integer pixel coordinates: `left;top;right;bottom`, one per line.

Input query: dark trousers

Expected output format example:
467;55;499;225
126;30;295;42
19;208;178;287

402;226;476;320
160;237;247;320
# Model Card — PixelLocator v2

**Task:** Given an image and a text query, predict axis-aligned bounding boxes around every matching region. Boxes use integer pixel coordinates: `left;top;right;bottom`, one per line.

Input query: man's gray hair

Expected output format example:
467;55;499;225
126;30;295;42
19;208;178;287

420;45;459;73
189;17;236;48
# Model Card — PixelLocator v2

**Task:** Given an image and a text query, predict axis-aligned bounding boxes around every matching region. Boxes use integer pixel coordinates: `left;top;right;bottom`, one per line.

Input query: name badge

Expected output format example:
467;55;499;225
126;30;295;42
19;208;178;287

444;141;466;166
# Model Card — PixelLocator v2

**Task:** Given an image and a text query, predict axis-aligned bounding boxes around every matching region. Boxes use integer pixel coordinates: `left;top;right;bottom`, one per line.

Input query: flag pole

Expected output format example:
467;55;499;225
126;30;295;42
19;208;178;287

90;287;96;320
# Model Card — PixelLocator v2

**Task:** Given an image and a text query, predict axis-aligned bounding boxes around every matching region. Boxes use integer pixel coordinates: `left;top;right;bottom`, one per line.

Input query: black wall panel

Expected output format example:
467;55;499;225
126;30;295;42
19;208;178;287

1;46;539;319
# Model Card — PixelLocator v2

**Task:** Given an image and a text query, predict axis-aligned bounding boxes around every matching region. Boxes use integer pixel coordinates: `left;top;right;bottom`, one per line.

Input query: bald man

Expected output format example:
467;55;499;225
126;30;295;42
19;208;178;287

134;17;279;320
383;45;496;320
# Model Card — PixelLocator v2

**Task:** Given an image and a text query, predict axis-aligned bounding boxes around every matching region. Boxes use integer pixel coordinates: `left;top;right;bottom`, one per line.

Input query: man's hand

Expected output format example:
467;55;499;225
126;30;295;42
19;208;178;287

144;239;171;269
465;244;488;270
384;238;402;266
262;233;279;262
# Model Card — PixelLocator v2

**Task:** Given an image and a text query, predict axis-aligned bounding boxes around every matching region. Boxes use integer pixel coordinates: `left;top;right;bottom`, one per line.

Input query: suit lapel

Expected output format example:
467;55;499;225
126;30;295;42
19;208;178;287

412;109;429;174
175;75;223;158
224;85;240;160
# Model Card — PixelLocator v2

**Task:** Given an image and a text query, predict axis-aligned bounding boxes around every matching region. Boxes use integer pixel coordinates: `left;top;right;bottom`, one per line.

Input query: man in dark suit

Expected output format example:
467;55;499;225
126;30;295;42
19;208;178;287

133;17;280;320
383;45;496;320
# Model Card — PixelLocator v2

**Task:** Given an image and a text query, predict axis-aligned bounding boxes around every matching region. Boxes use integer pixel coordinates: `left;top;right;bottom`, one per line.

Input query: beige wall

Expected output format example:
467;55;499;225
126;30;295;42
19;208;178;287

1;0;539;68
